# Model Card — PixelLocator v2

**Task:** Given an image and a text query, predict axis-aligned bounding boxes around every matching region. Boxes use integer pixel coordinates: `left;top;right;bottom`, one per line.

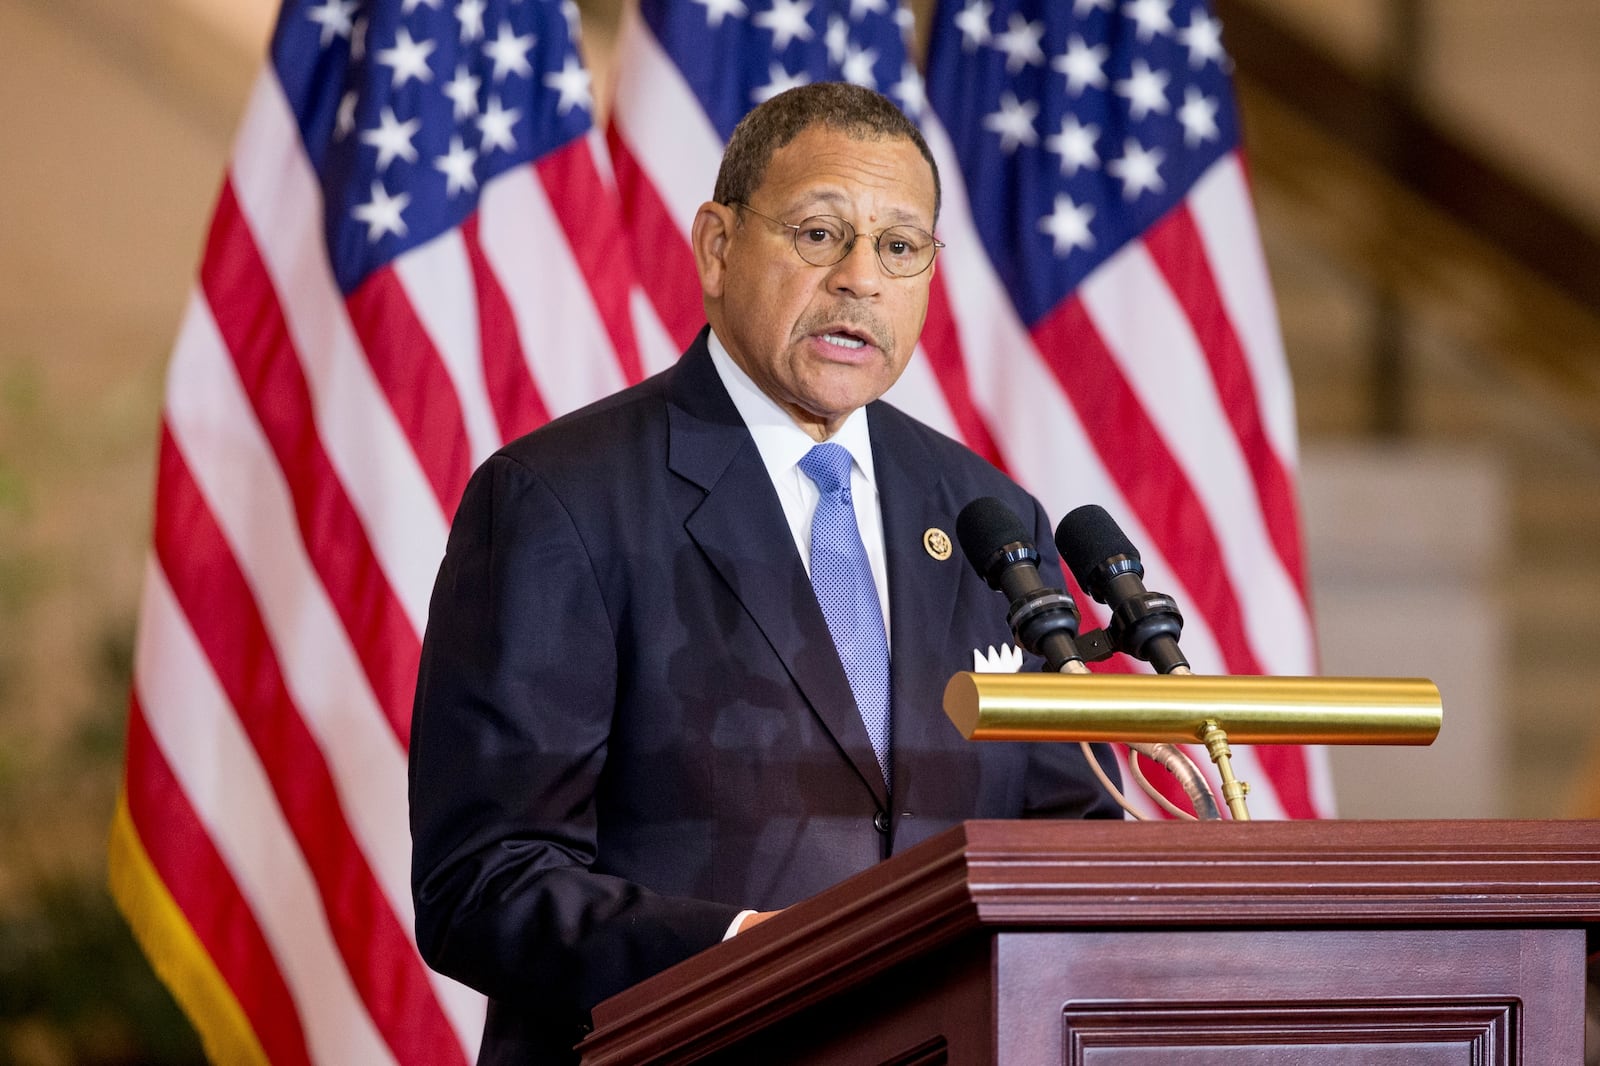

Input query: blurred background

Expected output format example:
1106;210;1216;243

2;0;1598;1060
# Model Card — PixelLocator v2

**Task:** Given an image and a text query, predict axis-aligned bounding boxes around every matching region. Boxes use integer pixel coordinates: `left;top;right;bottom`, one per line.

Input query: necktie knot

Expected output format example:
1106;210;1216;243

799;442;854;496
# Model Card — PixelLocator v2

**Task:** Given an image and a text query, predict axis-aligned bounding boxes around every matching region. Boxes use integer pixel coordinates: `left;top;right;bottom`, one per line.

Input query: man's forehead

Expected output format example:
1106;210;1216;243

758;130;935;213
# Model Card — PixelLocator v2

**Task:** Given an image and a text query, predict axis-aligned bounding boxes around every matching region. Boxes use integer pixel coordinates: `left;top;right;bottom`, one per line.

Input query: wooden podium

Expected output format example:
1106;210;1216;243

578;820;1600;1065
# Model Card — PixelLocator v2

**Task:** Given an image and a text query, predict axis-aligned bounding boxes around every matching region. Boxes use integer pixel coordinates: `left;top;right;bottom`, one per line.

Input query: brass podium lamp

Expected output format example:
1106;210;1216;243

943;672;1443;820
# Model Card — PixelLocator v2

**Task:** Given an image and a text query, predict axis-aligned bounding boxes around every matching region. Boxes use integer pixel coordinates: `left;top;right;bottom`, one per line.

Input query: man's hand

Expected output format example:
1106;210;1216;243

734;910;782;934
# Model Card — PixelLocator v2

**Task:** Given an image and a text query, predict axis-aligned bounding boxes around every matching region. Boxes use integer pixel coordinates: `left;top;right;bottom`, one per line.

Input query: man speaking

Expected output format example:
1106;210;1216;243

409;82;1121;1065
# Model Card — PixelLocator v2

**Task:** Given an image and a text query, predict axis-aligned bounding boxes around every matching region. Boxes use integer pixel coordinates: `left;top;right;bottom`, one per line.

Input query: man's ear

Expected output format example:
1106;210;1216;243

691;201;736;299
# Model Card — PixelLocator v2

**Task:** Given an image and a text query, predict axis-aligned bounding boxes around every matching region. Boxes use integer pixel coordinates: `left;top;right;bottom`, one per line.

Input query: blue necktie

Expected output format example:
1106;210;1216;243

799;442;891;789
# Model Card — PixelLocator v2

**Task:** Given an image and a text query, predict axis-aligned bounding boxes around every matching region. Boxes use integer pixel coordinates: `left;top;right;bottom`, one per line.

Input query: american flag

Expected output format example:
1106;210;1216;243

918;0;1328;819
107;0;630;1061
111;0;1327;1060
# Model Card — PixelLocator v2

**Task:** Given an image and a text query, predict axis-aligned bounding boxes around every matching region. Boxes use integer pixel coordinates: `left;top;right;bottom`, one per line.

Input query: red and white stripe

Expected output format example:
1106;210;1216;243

608;3;727;351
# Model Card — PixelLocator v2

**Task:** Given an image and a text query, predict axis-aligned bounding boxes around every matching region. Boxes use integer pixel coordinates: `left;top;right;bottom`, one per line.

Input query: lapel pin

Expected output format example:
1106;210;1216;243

923;527;953;561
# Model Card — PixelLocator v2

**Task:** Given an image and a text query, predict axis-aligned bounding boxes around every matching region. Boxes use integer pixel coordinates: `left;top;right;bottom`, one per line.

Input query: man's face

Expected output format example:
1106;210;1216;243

695;125;938;440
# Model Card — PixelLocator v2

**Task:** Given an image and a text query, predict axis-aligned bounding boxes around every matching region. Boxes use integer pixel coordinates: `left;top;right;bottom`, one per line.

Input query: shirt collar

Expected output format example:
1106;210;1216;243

706;328;877;487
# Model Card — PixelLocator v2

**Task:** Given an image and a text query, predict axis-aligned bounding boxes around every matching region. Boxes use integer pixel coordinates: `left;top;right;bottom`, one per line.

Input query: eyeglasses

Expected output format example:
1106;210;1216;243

731;202;944;278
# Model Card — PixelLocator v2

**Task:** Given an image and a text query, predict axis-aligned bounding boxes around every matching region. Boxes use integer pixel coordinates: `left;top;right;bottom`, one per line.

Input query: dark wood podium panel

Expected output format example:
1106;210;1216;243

1003;928;1579;1064
578;820;1600;1065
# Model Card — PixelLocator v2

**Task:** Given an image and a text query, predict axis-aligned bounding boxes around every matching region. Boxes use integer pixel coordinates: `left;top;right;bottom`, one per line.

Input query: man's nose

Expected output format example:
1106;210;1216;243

826;236;884;297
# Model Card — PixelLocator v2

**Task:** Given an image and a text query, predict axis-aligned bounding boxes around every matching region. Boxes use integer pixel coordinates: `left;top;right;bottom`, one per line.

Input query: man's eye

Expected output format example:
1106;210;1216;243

799;217;847;242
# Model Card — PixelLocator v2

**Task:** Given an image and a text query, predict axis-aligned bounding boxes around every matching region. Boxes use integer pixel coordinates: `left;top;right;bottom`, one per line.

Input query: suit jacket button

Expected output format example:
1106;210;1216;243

873;810;890;834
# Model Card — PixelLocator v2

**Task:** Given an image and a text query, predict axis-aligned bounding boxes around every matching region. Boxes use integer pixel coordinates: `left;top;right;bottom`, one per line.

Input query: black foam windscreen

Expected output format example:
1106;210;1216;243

1055;504;1141;593
955;497;1033;583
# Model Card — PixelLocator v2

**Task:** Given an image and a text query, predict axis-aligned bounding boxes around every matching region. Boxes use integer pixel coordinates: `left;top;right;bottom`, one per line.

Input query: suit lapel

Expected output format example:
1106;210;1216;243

869;405;967;788
668;338;889;808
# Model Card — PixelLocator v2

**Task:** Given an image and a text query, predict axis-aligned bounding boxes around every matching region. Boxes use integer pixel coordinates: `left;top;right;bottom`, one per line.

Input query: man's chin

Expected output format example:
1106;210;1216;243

796;384;898;427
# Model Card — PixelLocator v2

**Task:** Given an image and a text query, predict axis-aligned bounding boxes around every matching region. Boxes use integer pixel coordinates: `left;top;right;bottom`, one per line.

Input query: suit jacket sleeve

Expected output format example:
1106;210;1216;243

409;453;738;1023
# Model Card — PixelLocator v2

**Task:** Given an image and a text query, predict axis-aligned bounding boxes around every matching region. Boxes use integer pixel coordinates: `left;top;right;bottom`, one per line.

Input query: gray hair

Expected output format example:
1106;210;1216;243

713;82;941;224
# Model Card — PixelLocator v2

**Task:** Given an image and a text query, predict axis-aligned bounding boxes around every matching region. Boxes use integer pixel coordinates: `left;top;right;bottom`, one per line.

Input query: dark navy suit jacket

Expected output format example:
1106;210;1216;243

409;330;1121;1063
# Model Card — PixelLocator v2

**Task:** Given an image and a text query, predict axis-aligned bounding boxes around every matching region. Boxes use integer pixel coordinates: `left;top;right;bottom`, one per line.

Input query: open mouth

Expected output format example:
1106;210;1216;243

819;331;867;350
798;310;886;355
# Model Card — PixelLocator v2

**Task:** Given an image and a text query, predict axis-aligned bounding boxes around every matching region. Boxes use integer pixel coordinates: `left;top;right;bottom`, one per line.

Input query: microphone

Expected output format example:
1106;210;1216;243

1054;505;1190;675
962;500;1221;819
955;497;1087;673
1056;506;1224;818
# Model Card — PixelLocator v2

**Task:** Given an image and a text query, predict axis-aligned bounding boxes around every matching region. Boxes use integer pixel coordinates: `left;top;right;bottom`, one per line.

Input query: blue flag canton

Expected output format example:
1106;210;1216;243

642;0;923;143
271;0;594;294
928;0;1241;327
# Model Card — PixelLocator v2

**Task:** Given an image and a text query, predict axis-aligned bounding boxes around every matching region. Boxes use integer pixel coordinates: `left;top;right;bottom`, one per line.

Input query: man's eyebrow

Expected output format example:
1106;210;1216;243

792;190;931;228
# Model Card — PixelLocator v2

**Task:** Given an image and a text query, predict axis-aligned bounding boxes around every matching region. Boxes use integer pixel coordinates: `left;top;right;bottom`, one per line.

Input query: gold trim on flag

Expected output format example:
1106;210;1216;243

108;791;272;1066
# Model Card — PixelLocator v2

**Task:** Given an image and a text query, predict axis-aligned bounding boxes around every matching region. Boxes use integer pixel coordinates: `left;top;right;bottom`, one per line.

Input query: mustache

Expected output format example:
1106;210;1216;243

792;307;894;353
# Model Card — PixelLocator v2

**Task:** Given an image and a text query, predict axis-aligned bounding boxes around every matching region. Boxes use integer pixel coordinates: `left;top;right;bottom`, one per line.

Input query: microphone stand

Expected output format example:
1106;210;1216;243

1058;659;1223;821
